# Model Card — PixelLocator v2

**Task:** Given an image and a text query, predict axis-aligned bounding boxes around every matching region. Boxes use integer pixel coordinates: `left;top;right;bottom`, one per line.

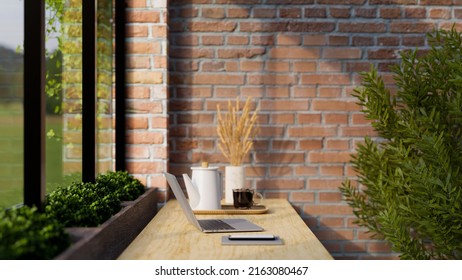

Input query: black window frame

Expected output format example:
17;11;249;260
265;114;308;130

23;0;126;209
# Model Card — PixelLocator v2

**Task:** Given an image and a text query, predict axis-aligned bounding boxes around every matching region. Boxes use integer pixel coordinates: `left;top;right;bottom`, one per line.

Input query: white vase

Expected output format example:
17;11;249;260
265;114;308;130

225;165;246;204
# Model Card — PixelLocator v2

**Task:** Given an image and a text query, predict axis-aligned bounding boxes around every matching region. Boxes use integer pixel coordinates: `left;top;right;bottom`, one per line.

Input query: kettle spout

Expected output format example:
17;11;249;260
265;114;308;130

182;174;200;209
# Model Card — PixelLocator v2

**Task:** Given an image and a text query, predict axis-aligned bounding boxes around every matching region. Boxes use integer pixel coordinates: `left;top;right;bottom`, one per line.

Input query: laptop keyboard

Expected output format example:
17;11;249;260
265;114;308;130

198;219;235;231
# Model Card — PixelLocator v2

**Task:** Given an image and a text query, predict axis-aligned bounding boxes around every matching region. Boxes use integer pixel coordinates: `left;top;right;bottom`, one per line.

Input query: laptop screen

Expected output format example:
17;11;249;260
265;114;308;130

164;172;202;230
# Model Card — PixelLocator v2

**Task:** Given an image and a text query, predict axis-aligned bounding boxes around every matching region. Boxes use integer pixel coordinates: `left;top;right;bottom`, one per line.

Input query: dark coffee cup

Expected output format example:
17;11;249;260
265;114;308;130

232;188;263;209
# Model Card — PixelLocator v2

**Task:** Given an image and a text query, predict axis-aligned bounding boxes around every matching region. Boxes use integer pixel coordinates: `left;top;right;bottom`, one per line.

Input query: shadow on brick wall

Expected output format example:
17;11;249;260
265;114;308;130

166;0;458;259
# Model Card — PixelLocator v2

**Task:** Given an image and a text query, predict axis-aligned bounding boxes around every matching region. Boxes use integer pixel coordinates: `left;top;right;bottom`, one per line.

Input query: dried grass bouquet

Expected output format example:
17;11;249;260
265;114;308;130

217;97;259;166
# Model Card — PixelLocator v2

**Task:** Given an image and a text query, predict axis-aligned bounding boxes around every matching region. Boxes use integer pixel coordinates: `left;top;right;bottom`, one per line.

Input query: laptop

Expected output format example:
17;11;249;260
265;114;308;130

164;172;263;233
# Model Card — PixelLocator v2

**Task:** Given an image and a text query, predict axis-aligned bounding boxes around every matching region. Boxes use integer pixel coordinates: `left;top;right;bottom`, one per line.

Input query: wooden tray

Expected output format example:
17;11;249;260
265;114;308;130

193;204;268;215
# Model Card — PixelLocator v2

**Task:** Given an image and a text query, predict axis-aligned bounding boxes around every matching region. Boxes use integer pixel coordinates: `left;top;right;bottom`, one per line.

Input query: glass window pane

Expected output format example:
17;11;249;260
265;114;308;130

0;0;24;208
46;0;83;191
96;0;114;174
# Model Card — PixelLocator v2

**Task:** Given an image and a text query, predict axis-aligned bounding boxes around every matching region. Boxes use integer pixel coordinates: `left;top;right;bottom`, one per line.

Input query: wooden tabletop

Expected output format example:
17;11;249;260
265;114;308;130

118;198;333;260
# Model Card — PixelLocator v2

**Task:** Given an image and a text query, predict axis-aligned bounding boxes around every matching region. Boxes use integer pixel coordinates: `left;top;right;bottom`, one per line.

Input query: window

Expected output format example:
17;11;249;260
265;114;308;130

0;0;124;209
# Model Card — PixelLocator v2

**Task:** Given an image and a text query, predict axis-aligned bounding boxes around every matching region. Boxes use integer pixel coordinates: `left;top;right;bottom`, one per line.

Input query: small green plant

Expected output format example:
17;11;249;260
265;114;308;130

95;171;145;202
0;206;70;259
340;28;462;259
45;171;145;227
45;181;121;227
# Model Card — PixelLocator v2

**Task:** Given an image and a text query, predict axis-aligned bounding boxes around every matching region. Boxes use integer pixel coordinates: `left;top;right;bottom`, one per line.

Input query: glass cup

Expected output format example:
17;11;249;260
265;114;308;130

232;188;263;209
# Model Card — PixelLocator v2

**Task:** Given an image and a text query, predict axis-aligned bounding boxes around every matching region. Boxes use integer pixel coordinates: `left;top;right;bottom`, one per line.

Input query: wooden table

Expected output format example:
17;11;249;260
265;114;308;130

118;199;333;260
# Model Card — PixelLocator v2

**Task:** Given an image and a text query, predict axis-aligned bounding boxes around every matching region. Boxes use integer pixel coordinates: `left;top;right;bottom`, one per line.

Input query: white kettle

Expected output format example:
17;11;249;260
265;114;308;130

182;162;222;210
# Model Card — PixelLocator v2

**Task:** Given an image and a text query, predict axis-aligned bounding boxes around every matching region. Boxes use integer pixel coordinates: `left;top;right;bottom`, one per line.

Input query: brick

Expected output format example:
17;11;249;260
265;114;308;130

330;8;350;18
127;71;163;84
339;23;386;33
355;8;377;18
256;179;305;190
269;166;292;176
127;11;160;23
271;113;295;124
288;126;337;137
295;166;318;176
367;49;399;59
305;205;353;216
326;139;349;150
228;8;250;18
255;153;305;163
152;25;168;37
127;86;150;99
228;35;249;45
127;146;151;159
266;61;290;72
261;100;308;111
305;8;327;18
126;132;163;144
420;0;452;4
280;8;302;18
328;35;349;46
127;161;163;174
320;217;345;228
302;74;350;85
248;74;297;85
292;192;315;203
127;56;151;69
309;152;353;163
293;62;316;72
272;140;297;150
294;87;317;98
188;21;237;32
127;42;161;54
127;25;149;37
303;35;327;46
390;22;435;33
218;48;266;59
380;7;401;19
127;0;147;8
127;117;149;129
298;113;322;124
430;8;451;19
352;36;374;46
269;47;320;59
317;0;366;3
344;242;367;253
202;7;225;19
252;35;275;45
266;87;290;98
312;100;360;111
202;35;224;45
318;87;342;98
300;140;323;150
254;8;277;18
323;48;362;59
319;192;344;203
309;179;345;190
277;34;301;45
320;165;344;176
405;7;426;18
183;74;245;85
341;127;377;137
202;61;226;71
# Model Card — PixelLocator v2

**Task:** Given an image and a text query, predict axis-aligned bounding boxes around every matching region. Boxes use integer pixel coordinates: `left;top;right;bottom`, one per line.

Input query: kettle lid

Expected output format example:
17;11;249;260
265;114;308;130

191;162;219;170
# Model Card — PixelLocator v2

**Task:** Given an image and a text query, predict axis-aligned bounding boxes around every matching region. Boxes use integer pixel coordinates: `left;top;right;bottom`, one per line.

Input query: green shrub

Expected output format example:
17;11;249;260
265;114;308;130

0;206;70;259
95;171;145;202
45;171;145;227
340;28;462;259
1;170;146;259
45;181;121;227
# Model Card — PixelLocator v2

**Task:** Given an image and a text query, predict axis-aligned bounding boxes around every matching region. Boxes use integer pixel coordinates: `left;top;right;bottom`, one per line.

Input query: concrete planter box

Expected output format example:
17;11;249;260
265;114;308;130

55;187;158;260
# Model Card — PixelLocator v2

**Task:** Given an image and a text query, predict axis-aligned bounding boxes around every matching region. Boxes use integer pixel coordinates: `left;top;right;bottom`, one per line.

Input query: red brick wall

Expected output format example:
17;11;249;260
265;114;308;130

127;0;461;259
